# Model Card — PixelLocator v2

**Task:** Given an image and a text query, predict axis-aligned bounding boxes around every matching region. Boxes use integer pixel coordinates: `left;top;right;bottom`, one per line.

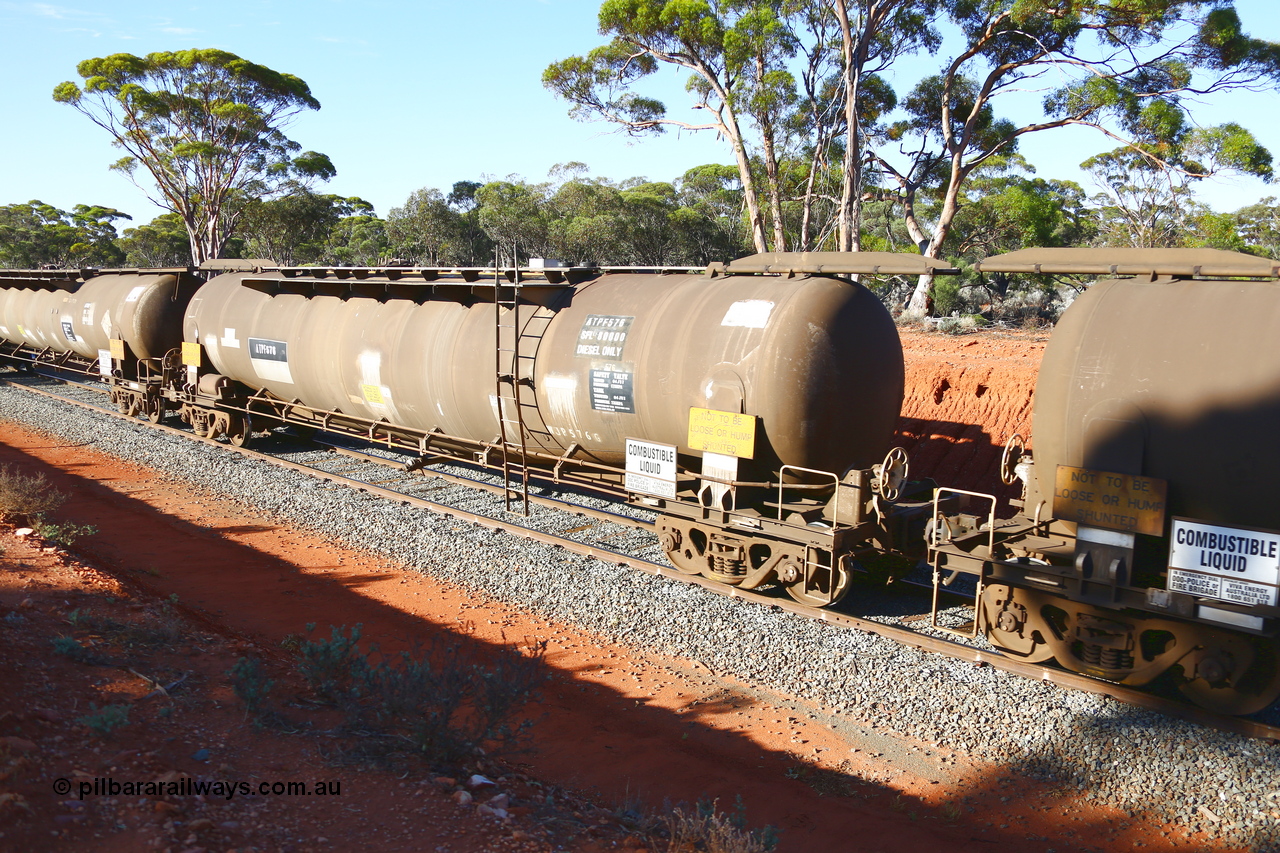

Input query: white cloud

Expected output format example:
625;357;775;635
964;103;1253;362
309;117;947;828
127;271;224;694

25;1;108;23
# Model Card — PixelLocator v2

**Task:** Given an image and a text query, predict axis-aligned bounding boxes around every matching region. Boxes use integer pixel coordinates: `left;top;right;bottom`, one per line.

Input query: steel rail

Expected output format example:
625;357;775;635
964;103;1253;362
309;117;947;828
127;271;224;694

4;377;1279;742
313;440;656;531
19;369;656;530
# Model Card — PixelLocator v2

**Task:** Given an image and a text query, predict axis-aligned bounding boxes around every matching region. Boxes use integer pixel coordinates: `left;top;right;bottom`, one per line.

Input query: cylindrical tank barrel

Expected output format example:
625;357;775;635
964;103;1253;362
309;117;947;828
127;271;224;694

1031;276;1280;529
0;271;199;361
185;270;903;475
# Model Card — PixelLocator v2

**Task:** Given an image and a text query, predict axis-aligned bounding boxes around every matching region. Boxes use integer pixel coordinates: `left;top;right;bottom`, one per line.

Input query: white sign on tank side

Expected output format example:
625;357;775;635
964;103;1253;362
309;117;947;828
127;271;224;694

625;438;677;499
1167;517;1280;607
720;300;774;329
699;451;738;510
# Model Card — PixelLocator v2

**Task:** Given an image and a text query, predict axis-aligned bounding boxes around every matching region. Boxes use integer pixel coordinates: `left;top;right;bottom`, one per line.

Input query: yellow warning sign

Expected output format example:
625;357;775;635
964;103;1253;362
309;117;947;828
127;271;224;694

361;384;385;405
109;339;125;360
687;407;756;459
1053;465;1167;536
181;341;202;367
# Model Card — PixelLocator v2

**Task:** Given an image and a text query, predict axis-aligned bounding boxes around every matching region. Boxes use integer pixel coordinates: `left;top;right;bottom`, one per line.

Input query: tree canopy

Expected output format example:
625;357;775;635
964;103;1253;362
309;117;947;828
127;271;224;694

0;201;130;269
53;49;335;264
544;1;1280;312
872;0;1280;310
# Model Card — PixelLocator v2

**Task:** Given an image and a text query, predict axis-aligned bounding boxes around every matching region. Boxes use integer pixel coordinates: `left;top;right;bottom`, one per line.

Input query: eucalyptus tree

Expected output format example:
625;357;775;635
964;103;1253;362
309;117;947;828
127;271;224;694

1234;197;1280;258
809;0;938;250
119;213;191;268
545;1;939;253
387;189;468;266
544;176;631;263
1082;148;1196;248
674;163;750;260
54;49;335;264
325;215;390;267
544;0;803;252
475;180;555;264
0;201;130;268
872;1;1279;313
239;192;374;266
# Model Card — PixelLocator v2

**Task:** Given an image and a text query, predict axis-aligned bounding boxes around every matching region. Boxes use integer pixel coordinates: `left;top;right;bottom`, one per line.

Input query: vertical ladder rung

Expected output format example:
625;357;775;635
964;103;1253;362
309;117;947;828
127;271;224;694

495;262;530;515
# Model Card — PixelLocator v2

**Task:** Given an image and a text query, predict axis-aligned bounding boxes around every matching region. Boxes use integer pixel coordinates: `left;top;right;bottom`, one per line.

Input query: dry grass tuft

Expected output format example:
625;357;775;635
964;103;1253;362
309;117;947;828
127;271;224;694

0;465;66;524
663;798;779;853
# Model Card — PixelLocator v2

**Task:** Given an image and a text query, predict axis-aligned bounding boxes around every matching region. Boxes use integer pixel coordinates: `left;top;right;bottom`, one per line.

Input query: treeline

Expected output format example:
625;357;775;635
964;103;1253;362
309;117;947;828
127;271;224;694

8;158;1278;280
0;163;749;271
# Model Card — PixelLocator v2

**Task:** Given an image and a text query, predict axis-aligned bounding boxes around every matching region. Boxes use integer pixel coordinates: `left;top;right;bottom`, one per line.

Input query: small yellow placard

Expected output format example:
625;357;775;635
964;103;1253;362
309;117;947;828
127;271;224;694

361;384;385;405
1053;465;1168;536
109;339;126;360
181;341;202;367
687;407;756;459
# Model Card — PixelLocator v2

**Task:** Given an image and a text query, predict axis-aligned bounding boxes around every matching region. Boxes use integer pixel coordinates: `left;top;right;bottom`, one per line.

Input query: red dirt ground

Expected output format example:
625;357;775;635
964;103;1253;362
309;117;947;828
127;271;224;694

0;328;1244;853
895;328;1046;509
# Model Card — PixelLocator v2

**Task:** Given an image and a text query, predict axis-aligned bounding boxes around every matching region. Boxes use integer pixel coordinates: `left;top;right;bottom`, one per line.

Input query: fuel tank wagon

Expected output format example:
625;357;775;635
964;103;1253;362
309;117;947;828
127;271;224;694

0;268;199;363
1022;250;1280;532
928;248;1280;714
173;253;952;607
183;258;903;478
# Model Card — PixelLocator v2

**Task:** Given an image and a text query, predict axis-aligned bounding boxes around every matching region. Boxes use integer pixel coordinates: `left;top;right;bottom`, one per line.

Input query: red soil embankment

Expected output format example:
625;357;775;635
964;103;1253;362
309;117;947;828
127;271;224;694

894;329;1046;508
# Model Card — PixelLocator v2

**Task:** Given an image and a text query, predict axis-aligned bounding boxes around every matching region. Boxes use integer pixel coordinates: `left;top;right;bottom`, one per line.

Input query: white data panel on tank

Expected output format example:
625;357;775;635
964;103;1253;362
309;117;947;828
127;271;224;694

1167;517;1280;607
248;337;293;384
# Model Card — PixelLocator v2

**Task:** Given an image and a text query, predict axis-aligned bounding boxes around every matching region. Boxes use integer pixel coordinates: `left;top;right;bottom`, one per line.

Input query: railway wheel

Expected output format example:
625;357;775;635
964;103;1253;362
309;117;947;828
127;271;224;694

1176;634;1280;715
227;414;251;447
146;400;164;424
782;553;852;607
660;528;705;575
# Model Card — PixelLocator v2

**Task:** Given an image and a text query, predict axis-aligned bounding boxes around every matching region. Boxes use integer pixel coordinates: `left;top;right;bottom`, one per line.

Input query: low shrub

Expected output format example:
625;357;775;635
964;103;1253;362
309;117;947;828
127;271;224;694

0;465;65;524
289;624;547;767
33;519;97;549
229;656;277;721
51;635;88;662
78;703;130;737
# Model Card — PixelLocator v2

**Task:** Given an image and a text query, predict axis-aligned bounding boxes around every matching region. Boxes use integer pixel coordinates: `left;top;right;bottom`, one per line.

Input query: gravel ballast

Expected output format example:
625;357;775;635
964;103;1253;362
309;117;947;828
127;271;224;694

2;381;1278;849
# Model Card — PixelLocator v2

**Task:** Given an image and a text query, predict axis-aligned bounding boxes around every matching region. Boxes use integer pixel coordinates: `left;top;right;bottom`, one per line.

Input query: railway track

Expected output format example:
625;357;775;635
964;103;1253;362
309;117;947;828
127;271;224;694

5;372;1279;743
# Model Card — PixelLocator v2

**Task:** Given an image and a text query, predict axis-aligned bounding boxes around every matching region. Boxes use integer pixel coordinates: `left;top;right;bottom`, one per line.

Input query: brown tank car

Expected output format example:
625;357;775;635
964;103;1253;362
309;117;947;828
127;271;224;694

929;248;1280;714
0;268;202;421
182;256;904;477
176;253;949;606
0;268;198;362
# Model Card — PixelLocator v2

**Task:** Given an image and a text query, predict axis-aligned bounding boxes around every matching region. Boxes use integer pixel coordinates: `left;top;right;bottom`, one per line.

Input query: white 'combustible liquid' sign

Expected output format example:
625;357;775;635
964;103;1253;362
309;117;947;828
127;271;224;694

625;438;677;499
1167;517;1280;607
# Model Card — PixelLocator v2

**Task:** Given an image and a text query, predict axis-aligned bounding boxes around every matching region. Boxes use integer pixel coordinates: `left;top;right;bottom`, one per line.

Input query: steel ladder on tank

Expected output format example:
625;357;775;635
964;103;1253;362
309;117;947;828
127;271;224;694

494;264;531;515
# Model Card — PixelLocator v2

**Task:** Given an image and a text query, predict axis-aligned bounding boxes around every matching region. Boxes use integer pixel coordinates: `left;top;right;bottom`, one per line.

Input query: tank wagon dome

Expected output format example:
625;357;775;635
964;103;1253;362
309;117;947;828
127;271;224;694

0;268;200;363
976;247;1280;531
184;252;951;479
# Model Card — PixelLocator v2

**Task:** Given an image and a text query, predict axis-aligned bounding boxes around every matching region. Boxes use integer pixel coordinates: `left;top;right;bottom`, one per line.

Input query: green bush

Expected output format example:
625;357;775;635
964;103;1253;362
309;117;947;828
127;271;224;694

229;656;276;719
34;520;97;548
289;623;547;767
931;278;964;317
51;635;88;662
78;704;130;737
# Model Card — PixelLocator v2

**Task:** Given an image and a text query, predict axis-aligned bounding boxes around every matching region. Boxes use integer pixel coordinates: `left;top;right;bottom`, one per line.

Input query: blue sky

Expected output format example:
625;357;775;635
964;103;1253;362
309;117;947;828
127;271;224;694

1;0;1277;229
